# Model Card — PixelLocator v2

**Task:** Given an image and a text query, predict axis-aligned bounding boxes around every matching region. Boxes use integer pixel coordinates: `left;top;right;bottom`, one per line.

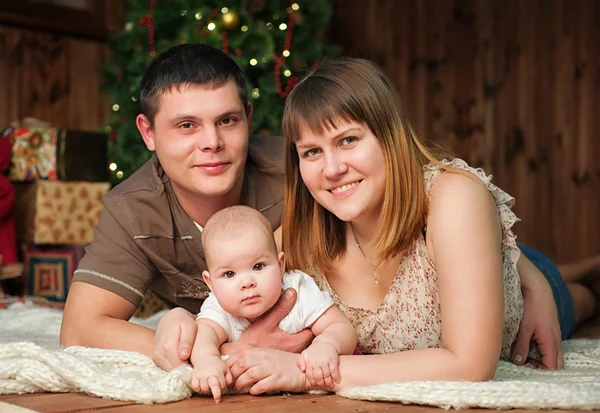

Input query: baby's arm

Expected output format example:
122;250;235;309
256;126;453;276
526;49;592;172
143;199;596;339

299;306;357;388
190;319;232;402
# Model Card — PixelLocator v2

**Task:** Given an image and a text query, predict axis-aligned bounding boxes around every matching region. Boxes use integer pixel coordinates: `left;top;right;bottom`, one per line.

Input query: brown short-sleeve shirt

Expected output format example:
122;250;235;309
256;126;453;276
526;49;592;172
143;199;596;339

72;135;285;314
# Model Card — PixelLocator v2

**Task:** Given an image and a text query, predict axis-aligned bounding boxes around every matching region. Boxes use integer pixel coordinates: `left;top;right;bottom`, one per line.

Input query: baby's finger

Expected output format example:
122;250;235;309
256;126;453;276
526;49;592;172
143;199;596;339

321;363;333;388
330;361;341;383
314;367;325;387
191;377;201;393
308;368;317;388
200;378;210;394
208;376;222;403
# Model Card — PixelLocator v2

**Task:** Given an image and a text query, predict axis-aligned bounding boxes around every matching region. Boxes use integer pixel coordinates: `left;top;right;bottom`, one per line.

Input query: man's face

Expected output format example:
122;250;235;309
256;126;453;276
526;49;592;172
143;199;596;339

141;81;250;200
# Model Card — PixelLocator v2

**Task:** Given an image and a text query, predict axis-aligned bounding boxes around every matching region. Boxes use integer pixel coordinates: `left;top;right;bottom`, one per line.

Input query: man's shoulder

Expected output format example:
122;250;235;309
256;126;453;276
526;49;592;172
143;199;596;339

105;155;165;205
247;134;285;175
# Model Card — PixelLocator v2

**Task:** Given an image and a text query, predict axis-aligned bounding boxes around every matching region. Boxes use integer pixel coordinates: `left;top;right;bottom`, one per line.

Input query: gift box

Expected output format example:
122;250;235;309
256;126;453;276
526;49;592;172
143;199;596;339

14;180;110;245
22;244;86;303
3;127;109;182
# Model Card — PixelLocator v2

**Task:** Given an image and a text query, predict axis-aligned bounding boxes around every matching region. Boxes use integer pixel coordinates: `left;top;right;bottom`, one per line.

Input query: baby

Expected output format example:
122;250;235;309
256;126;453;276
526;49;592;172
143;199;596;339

190;205;357;402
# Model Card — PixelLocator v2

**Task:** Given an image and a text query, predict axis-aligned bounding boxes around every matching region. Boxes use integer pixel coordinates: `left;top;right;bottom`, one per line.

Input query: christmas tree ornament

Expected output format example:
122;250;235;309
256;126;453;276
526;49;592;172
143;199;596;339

220;9;241;30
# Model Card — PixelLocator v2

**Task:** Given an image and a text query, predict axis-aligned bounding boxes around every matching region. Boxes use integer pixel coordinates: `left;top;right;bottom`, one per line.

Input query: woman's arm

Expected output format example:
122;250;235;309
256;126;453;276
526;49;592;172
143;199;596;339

228;172;507;393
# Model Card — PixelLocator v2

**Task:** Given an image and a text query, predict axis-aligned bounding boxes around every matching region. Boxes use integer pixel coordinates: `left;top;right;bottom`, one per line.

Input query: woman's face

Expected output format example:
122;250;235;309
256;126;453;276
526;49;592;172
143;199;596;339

295;120;387;225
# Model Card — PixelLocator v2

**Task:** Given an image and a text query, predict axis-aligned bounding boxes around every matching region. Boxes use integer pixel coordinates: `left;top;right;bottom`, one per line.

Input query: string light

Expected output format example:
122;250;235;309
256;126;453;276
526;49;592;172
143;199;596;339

180;10;187;16
195;12;202;20
104;125;111;132
252;88;260;98
291;3;300;10
241;25;248;32
124;22;133;32
221;7;229;13
283;50;290;57
266;22;273;29
112;104;120;112
207;22;216;30
109;163;117;171
116;171;124;179
279;23;287;30
284;70;291;77
249;58;258;66
131;96;137;102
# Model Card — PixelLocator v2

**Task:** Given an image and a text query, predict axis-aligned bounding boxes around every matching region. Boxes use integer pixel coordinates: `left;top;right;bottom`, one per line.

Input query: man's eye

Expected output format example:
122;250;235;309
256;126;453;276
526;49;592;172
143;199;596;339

179;122;193;129
220;117;237;126
253;263;264;271
224;271;235;278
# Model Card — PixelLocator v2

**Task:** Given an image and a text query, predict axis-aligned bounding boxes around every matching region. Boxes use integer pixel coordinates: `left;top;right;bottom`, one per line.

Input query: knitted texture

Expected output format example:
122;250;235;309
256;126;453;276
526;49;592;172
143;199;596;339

1;304;600;408
340;339;600;410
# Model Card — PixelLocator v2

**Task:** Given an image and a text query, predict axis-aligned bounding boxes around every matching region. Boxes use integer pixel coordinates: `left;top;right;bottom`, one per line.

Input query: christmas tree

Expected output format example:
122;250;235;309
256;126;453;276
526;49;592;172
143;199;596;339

101;0;341;184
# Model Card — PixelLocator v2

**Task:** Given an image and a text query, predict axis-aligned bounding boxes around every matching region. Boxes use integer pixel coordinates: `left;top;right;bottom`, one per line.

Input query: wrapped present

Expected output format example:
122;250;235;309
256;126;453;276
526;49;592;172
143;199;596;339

22;244;86;303
14;181;110;245
3;127;109;182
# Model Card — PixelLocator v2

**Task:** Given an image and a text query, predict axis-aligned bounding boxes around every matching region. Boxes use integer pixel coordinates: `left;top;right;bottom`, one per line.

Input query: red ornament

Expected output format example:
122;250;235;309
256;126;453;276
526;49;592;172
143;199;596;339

139;0;158;57
221;31;229;54
273;0;297;98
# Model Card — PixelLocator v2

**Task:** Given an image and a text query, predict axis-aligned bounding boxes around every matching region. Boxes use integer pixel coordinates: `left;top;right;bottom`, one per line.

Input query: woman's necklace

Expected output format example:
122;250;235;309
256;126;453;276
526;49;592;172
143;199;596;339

350;225;382;284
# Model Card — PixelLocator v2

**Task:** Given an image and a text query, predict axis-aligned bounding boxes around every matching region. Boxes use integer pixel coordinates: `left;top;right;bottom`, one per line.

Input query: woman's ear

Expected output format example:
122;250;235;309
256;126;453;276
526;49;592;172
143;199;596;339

202;270;214;291
278;251;286;274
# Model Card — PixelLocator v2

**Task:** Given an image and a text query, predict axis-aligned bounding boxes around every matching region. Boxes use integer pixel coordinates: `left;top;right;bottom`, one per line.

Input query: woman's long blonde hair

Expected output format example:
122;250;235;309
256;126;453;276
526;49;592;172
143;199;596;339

282;57;447;272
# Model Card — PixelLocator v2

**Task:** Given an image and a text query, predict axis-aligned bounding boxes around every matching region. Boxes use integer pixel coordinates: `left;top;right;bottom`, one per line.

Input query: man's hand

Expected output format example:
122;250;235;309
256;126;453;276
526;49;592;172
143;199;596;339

191;355;232;403
220;288;314;355
298;341;340;388
153;307;198;371
513;255;563;369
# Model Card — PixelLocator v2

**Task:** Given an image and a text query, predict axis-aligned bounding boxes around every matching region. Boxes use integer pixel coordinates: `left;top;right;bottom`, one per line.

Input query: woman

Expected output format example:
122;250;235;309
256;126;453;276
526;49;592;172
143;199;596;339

223;57;599;393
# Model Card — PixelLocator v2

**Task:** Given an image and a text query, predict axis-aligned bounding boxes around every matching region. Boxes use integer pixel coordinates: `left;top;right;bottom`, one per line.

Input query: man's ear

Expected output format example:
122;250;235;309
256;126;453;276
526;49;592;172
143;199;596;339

278;251;286;275
245;102;253;124
202;270;214;291
136;114;156;151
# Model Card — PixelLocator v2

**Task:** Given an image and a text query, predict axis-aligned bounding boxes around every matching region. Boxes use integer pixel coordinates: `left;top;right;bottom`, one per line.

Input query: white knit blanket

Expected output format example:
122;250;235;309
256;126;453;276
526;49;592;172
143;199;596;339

1;304;600;409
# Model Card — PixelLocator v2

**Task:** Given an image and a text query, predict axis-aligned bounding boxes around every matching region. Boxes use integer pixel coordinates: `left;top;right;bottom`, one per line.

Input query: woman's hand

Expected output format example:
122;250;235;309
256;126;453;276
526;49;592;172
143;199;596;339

226;348;310;395
514;255;563;369
152;307;198;371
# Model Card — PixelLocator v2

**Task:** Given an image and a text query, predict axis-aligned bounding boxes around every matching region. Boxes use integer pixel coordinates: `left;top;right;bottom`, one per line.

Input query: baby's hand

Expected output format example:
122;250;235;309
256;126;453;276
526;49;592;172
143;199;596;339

298;341;340;388
191;355;232;403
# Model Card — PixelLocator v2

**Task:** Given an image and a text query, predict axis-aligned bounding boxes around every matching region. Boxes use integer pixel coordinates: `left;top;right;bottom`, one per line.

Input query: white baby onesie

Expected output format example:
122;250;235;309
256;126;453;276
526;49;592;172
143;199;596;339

196;270;334;341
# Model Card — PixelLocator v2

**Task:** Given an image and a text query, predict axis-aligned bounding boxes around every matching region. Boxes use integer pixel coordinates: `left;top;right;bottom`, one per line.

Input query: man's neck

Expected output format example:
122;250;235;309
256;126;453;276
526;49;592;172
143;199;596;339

171;181;243;227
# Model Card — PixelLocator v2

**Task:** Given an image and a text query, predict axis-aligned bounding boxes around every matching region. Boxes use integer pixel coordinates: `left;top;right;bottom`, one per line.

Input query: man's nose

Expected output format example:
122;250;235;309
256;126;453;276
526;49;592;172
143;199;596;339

200;126;223;152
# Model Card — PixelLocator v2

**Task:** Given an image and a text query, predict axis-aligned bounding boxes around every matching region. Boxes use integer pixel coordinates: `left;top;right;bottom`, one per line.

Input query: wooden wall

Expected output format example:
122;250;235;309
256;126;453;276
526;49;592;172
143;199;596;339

331;0;600;263
0;0;123;131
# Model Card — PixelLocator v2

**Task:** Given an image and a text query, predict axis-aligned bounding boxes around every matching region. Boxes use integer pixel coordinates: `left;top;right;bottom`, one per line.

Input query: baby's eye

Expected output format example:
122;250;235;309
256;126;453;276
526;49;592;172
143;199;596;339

223;271;235;278
253;263;264;271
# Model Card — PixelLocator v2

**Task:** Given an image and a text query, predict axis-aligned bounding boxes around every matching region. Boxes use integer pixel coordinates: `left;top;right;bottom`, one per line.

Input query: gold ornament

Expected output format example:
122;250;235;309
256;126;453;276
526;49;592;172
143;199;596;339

220;9;241;30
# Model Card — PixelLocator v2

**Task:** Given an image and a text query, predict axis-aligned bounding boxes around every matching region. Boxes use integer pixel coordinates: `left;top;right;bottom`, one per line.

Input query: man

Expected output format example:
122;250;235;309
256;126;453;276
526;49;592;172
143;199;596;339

60;44;312;371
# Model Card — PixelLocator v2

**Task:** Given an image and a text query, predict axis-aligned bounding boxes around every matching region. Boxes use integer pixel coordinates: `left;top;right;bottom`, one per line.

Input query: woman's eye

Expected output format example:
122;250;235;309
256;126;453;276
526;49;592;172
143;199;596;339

253;263;264;271
341;136;357;145
223;271;235;278
303;148;321;158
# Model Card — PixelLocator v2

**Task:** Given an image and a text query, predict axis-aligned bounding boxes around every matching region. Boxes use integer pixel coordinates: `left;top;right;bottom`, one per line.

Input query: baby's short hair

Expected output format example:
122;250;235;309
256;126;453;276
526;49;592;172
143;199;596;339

201;205;277;258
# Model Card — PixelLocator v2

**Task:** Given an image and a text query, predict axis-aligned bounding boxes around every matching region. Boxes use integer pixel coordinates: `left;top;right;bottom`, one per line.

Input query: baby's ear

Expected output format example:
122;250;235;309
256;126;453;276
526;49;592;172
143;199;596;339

202;270;214;290
278;251;286;274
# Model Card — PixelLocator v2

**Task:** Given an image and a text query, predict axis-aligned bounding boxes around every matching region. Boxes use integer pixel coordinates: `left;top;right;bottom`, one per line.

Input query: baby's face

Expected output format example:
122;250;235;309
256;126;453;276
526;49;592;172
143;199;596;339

204;227;284;321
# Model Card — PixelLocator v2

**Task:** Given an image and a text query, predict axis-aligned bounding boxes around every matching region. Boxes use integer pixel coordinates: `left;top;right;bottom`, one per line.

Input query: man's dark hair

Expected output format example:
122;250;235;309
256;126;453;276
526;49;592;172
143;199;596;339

139;44;248;126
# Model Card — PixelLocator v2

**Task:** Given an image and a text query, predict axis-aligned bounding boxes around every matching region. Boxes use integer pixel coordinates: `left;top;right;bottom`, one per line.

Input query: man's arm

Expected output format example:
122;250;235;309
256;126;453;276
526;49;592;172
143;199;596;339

60;282;155;355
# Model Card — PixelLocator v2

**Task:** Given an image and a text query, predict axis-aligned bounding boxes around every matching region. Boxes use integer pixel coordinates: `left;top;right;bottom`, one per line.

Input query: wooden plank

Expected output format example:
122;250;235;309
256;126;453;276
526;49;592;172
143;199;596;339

0;393;135;412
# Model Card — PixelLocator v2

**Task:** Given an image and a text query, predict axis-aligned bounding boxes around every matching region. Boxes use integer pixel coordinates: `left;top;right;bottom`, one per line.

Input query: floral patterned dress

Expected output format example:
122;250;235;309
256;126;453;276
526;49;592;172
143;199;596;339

312;158;524;360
